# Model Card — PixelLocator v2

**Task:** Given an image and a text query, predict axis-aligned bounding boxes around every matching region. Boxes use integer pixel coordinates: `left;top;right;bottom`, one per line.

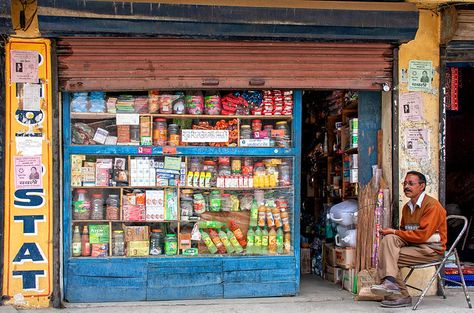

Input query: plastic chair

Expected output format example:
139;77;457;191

403;215;472;310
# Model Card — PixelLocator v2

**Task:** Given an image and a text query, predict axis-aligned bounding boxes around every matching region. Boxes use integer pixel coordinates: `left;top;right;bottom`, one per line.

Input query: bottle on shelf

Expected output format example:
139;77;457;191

261;227;269;254
106;194;120;220
112;230;125;256
72;225;82;257
81;225;91;257
226;228;243;253
197;220;226;229
149;229;164;255
218;228;235;254
249;200;258;227
208;229;226;254
268;227;277;255
200;230;218;254
254;227;262;255
246;227;255;255
73;189;91;220
276;227;284;254
284;232;291;254
90;193;104;220
229;220;247;247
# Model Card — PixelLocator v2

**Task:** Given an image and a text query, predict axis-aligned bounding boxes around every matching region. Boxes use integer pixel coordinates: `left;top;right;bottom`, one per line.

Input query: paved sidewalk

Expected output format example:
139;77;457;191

1;275;472;312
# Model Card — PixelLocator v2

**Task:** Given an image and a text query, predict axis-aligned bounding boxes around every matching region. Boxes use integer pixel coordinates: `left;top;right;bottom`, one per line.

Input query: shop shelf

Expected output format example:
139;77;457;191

71;112;293;120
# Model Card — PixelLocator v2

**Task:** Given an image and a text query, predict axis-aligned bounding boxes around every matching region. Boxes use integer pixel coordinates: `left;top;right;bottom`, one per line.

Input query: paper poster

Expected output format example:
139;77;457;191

116;113;139;125
408;60;433;92
10;50;39;83
164;156;182;170
405;128;429;159
15;135;43;156
181;130;229;143
400;92;423;121
23;83;42;111
14;156;43;190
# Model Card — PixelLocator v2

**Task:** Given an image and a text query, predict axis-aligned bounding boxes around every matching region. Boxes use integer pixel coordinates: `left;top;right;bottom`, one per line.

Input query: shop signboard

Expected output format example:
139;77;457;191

4;39;53;307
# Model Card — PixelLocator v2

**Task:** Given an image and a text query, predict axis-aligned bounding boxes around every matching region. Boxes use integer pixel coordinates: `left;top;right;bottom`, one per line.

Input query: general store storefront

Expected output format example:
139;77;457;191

1;0;419;306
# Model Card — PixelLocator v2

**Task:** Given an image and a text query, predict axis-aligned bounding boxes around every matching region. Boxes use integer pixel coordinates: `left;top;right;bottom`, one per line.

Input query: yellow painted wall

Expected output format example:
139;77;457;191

397;9;440;296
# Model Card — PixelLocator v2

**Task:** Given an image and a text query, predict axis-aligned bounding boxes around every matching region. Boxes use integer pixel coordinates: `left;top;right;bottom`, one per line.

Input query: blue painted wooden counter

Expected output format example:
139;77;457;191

65;256;298;302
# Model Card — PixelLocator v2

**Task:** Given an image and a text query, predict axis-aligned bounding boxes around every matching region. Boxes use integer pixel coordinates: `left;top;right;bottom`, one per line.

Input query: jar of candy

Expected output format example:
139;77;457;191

254;189;265;205
204;91;221;115
106;194;120;220
231;158;242;174
73;189;91;220
242;157;254;176
240;125;251;140
275;121;290;147
130;125;140;143
193;192;206;215
164;234;178;255
173;92;186;114
153;118;167;146
218;156;230;165
185;91;204;115
90;193;104;220
254;162;266;176
252;119;263;131
263;125;273;138
149;229;164;255
189;157;201;172
168;124;180;146
180;190;193;218
230;194;240;212
218;164;231;177
112;230;125;256
221;194;232;212
209;190;221;212
279;162;291;186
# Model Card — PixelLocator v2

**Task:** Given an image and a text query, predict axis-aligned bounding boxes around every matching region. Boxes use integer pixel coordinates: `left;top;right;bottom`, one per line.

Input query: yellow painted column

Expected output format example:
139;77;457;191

397;9;440;296
3;38;53;308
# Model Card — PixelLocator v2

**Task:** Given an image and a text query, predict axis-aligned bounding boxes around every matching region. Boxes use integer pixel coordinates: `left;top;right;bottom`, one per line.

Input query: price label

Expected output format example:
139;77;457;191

137;146;152;154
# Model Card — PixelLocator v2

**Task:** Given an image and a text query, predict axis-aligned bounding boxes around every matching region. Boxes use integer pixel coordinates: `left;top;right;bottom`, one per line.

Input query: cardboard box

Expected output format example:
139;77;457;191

124;225;149;242
343;268;357;294
89;225;110;244
123;204;146;221
325;265;343;283
127;240;149;256
91;243;108;257
324;243;337;267
301;248;311;274
146;190;165;221
336;247;356;269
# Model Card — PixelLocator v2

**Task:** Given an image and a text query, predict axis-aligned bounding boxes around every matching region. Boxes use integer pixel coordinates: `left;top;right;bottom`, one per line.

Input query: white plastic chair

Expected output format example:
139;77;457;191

403;215;472;310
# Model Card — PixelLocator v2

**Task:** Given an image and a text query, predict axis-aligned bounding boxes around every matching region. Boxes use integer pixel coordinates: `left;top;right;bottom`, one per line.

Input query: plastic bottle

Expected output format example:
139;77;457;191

112;230;125;256
246;228;255;255
90;193;104;220
229;220;247;247
226;228;243;253
208;229;226;254
106;194;120;220
72;225;81;257
149;229;164;255
276;228;284;254
200;230;218;254
284;232;291;254
249;200;258;227
81;225;91;257
268;227;277;255
257;205;266;227
73;189;91;220
261;227;269;254
218;228;235;254
266;207;275;227
254;227;262;255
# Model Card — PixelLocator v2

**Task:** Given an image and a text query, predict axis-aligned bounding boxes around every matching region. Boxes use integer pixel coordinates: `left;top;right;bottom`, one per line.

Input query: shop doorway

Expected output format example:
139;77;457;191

445;67;474;281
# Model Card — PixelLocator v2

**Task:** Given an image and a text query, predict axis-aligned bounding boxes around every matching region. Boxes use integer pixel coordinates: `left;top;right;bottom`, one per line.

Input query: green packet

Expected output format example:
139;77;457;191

182;248;198;256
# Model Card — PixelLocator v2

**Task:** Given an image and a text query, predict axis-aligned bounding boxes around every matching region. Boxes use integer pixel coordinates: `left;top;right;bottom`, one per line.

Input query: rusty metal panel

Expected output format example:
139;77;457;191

57;38;393;91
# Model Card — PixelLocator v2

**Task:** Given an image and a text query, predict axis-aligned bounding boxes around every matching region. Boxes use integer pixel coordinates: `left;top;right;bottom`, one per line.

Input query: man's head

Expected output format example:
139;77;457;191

422;70;428;77
31;167;37;173
403;171;426;200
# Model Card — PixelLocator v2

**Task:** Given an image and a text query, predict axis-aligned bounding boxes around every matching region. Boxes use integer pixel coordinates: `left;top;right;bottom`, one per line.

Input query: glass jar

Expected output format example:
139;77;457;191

263;125;273;138
279;162;291;186
231;158;242;174
90;193;104;220
73;189;91;220
242;157;254;176
130;125;140;143
209;190;221;212
221;194;232;212
204;91;222;115
153;118;167;146
106;194;120;220
173;92;186;114
189;157;201;173
112;230;125;256
240;125;251;140
254;189;265;206
275;121;290;148
164;234;178;255
193;192;206;215
185;91;204;115
252;119;262;131
218;164;231;177
149;229;164;255
168;123;180;146
180;190;194;218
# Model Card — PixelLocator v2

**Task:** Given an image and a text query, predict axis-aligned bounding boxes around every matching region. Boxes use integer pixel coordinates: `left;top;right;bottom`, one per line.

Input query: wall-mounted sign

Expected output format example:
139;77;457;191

181;130;229;143
408;60;433;92
10;50;39;83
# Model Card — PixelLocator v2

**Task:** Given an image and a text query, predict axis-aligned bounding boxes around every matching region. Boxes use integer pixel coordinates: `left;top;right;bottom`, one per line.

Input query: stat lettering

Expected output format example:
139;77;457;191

14;188;45;208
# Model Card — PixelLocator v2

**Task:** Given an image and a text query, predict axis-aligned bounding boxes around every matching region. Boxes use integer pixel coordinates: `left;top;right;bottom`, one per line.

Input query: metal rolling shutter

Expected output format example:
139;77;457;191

57;37;393;91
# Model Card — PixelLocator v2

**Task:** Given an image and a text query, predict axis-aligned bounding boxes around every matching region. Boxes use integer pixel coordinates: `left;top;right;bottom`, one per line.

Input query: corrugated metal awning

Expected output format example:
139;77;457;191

57;37;393;91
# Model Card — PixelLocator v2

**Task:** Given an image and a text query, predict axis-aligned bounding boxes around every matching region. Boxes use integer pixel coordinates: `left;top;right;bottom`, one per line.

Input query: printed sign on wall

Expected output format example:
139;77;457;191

4;39;52;308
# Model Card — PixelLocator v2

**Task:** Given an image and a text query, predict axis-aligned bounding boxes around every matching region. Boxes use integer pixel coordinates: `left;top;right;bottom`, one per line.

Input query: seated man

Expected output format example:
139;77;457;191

371;171;447;308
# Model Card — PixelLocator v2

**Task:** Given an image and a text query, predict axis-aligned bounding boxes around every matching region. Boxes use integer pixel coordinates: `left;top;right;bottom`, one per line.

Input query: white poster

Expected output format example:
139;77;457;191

23;83;42;111
181;130;229;143
400;92;423;121
408;60;433;92
116;113;140;125
14;156;43;190
405;128;429;159
15;135;43;156
10;50;39;83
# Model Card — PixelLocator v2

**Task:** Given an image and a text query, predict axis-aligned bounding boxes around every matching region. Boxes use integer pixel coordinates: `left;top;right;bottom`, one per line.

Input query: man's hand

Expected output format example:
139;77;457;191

380;228;398;236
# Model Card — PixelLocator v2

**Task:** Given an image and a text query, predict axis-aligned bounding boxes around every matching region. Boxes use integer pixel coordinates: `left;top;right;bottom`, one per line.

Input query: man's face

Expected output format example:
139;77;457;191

403;174;425;199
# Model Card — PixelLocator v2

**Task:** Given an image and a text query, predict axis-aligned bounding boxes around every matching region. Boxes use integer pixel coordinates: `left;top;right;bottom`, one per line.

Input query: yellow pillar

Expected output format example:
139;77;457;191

397;8;441;296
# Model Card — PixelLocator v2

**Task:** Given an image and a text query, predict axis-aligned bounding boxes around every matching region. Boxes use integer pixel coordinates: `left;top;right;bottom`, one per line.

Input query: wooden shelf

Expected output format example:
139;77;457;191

72;219;178;223
71;112;293;120
184;186;292;191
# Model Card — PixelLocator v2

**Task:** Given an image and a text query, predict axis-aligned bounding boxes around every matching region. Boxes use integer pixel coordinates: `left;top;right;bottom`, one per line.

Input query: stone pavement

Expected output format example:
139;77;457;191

1;275;472;312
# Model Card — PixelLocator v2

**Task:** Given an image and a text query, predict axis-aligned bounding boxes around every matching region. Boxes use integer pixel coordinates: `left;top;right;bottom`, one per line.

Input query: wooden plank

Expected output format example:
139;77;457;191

223;256;295;271
146;285;223;300
68;260;147;277
224;282;297;298
148;258;222;268
67;274;146;287
66;286;146;302
223;269;296;283
147;272;223;287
